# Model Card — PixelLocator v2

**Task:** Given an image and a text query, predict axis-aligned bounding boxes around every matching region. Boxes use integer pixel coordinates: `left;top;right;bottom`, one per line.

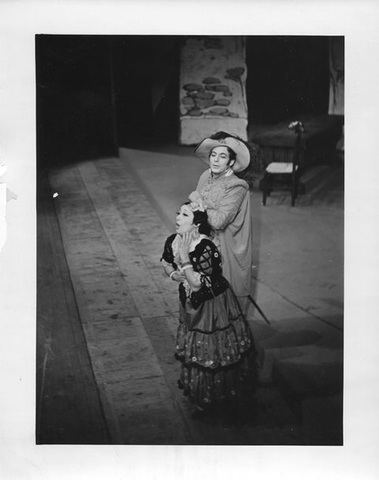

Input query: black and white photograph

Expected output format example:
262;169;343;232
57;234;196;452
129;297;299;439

35;34;344;446
0;1;378;479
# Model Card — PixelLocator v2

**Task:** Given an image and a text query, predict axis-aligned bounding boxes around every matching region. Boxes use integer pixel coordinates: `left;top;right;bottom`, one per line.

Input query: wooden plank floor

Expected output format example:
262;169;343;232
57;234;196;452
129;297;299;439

37;155;308;445
37;171;110;444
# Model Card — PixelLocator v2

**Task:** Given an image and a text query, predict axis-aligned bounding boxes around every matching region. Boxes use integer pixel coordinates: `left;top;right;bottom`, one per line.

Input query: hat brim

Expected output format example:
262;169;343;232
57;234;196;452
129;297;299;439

194;137;250;172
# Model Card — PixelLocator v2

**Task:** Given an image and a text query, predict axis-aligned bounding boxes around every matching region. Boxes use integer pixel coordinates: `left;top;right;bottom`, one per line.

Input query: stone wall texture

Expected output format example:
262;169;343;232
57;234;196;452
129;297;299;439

179;36;248;145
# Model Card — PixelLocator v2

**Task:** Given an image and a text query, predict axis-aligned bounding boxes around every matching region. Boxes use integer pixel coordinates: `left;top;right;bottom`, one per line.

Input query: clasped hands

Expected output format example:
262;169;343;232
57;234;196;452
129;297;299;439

170;233;193;283
178;231;192;261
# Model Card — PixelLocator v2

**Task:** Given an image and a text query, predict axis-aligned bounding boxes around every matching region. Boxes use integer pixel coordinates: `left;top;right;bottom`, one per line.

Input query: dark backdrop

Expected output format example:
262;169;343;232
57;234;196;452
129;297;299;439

36;35;330;168
246;36;330;124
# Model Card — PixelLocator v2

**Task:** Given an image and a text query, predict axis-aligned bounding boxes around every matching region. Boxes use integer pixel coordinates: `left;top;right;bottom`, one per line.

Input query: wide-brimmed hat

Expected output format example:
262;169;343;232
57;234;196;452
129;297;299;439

194;136;250;172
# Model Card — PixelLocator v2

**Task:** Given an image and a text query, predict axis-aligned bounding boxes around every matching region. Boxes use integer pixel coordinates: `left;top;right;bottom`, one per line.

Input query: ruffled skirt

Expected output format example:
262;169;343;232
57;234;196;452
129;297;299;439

175;287;257;410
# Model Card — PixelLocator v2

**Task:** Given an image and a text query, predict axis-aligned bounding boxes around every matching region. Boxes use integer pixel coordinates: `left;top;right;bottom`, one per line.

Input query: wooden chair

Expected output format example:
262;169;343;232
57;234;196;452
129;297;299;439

262;121;304;207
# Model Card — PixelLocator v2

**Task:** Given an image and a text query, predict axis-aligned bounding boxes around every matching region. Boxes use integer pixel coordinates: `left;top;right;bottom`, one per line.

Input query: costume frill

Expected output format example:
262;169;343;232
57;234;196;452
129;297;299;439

161;233;257;411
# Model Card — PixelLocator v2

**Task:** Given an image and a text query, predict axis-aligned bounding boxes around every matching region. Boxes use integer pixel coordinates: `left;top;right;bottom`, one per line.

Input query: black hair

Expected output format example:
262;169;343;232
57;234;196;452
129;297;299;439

209;131;265;189
225;147;237;164
183;202;213;236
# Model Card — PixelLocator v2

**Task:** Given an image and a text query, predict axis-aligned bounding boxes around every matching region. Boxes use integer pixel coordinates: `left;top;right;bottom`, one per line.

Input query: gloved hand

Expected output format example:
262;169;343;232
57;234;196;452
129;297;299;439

188;190;202;203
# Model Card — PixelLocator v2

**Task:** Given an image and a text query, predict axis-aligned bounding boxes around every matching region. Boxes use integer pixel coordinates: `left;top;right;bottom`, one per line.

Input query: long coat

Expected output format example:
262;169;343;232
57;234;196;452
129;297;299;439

193;169;253;298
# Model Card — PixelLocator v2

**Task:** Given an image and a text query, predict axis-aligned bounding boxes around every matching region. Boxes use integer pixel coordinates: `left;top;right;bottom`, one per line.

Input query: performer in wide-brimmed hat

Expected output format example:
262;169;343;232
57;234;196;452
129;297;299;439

189;131;255;301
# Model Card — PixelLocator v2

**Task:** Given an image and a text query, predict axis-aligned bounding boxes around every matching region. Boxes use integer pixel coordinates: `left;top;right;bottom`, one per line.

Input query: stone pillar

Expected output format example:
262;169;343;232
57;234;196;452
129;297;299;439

179;36;248;145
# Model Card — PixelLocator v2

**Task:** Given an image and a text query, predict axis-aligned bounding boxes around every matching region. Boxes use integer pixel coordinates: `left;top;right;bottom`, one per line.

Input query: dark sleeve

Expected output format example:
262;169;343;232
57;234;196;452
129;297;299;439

195;240;222;276
161;234;176;265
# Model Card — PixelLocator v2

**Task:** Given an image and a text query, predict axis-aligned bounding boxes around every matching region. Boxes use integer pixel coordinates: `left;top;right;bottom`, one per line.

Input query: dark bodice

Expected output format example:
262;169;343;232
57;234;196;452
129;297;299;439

161;234;229;309
161;234;223;276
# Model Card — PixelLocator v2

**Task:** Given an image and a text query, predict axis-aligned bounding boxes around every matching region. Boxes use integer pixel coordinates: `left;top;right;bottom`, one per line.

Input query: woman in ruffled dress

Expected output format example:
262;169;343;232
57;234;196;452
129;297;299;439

161;201;257;417
189;131;262;305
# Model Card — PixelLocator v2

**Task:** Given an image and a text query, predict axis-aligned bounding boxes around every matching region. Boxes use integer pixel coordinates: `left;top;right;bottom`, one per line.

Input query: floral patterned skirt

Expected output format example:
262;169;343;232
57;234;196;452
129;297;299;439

175;287;257;410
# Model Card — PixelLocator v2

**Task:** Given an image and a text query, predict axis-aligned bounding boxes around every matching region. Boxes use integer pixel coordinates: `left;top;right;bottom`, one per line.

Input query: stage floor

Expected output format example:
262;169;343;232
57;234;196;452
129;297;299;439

37;146;343;445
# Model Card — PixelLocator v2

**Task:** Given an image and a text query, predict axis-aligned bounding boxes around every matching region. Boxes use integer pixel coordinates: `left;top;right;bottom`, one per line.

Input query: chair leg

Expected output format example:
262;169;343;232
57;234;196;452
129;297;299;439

291;173;297;207
262;172;268;205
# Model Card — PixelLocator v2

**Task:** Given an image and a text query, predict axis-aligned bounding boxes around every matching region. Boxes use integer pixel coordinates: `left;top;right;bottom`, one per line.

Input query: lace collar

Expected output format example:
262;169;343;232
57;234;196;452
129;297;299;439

209;167;234;180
